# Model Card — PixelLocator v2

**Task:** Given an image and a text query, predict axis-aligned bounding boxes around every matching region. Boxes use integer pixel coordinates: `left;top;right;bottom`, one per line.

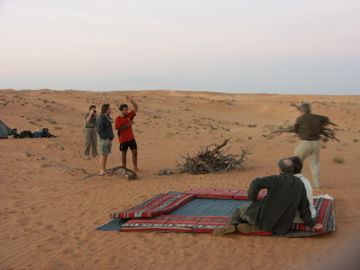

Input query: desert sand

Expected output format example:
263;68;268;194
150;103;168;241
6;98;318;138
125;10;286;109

0;89;360;270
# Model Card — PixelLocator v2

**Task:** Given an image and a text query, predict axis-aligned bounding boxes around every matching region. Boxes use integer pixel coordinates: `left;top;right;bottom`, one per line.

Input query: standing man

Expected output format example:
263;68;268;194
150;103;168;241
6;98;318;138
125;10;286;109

293;103;329;188
83;105;98;159
96;104;114;175
115;96;139;171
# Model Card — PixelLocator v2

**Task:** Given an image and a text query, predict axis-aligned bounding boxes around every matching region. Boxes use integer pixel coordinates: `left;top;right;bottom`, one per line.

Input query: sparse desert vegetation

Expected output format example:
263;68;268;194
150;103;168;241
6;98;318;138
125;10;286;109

333;156;345;164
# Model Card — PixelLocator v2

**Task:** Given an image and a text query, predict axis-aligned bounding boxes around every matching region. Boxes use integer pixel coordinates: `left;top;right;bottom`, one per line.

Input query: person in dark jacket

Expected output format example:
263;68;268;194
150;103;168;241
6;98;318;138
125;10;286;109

213;158;324;236
96;104;114;175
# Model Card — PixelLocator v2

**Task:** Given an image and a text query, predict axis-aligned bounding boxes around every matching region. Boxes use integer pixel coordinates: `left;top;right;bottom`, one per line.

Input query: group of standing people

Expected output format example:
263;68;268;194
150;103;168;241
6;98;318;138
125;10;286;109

83;96;330;235
83;96;139;175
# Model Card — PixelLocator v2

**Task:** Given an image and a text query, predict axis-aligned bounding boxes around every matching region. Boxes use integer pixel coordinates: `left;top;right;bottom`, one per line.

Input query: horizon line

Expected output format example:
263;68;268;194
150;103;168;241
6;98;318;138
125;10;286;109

0;88;359;96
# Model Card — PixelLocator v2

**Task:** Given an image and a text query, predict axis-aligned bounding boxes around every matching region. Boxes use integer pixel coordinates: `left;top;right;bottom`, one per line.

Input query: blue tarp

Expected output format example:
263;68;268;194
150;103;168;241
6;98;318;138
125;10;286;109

97;198;249;231
171;198;250;216
97;219;127;231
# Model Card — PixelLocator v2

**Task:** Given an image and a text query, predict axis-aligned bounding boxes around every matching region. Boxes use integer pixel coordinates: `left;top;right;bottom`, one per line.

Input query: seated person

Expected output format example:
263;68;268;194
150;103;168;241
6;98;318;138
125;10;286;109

213;158;323;236
290;156;317;222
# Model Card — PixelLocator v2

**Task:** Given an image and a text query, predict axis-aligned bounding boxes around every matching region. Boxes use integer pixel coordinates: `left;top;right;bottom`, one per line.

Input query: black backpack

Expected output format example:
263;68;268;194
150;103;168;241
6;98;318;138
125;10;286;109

41;128;50;137
19;131;33;138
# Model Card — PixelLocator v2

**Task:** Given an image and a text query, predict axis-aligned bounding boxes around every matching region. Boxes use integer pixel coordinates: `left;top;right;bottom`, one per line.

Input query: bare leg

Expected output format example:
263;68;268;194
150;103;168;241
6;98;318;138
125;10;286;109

122;151;127;169
104;155;108;172
100;154;107;174
132;149;138;171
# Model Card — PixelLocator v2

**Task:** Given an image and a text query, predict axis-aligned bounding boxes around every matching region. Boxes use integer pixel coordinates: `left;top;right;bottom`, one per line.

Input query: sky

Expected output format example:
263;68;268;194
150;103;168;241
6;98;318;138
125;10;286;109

0;0;359;94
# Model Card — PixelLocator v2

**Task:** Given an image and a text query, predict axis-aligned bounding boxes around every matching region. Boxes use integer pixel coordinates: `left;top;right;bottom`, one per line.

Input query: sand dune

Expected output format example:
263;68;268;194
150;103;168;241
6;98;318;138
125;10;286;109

0;89;359;269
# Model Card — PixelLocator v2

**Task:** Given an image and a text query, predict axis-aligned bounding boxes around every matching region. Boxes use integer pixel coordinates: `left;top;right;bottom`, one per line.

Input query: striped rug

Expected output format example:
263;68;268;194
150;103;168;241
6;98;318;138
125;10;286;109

101;189;335;237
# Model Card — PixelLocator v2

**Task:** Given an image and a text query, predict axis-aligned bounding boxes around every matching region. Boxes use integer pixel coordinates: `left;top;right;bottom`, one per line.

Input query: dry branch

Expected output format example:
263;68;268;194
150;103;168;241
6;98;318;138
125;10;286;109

159;139;252;175
80;166;137;180
263;104;340;142
264;123;339;142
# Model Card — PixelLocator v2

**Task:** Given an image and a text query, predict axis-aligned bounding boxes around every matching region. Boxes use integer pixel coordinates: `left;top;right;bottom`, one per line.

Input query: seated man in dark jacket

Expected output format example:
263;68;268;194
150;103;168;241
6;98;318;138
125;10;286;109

213;158;323;236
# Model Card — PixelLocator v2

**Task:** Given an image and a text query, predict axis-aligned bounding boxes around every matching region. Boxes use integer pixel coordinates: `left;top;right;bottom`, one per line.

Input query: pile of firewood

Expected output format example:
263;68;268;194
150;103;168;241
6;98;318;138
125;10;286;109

320;127;339;142
264;123;339;142
159;139;251;175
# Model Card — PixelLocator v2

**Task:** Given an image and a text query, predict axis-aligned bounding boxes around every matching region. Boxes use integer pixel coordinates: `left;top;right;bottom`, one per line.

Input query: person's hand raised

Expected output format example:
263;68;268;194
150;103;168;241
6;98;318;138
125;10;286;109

126;95;135;103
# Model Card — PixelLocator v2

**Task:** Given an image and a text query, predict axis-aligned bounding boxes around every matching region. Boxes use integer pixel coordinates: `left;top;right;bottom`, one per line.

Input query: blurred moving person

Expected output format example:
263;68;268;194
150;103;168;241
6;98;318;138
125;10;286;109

293;103;329;188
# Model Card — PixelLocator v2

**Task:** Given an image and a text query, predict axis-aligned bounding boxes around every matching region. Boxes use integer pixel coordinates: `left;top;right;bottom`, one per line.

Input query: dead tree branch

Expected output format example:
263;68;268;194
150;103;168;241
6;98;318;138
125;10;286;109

159;139;252;175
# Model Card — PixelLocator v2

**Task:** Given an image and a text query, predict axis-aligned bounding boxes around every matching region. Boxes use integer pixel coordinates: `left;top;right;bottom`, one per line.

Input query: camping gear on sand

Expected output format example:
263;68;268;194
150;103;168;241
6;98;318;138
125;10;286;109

0;121;55;139
33;128;52;138
19;130;33;138
97;188;335;238
0;120;14;139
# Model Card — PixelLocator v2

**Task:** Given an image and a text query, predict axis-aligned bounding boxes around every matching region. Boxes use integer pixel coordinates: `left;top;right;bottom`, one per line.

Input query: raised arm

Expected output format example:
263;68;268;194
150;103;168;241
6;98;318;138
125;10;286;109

85;113;91;123
126;96;138;113
86;107;97;123
248;175;277;201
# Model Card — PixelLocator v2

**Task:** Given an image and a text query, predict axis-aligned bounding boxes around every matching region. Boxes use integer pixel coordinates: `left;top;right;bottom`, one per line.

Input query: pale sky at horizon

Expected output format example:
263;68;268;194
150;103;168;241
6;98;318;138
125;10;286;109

0;0;359;94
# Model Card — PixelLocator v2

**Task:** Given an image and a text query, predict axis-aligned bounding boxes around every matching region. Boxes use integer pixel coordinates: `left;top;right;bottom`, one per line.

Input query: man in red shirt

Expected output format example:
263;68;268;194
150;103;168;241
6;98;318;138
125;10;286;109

115;96;139;171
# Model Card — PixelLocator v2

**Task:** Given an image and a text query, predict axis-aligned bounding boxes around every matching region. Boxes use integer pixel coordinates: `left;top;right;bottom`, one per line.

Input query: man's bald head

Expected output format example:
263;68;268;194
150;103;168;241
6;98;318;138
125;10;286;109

278;158;294;174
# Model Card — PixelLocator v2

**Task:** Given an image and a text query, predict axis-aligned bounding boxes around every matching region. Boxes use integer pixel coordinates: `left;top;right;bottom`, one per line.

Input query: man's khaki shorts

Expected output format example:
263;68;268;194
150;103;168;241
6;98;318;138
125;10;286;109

98;138;112;155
